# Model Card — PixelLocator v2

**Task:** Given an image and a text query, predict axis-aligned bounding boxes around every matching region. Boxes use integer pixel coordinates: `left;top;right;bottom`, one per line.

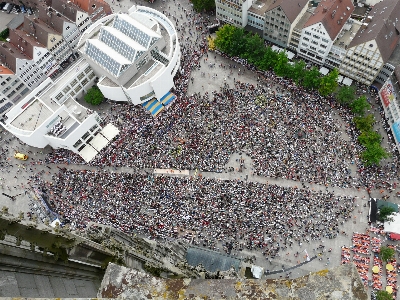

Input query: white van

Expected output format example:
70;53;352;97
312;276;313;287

2;3;10;10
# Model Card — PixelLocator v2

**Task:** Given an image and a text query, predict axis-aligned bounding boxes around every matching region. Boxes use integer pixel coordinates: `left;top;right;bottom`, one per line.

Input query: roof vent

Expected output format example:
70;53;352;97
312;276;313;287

331;10;336;18
323;7;327;13
346;6;350;10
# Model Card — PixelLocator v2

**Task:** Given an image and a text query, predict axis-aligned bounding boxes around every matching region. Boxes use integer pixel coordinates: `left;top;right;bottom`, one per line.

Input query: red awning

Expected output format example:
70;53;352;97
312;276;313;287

390;233;400;240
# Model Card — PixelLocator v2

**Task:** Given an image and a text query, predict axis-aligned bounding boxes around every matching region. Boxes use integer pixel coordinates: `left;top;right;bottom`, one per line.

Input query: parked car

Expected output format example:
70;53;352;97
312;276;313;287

20;4;26;13
0;2;6;10
27;7;32;15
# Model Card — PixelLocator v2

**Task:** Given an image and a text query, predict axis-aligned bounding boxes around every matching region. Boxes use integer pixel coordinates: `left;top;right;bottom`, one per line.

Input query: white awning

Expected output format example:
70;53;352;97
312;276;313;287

337;75;343;83
343;77;353;86
271;45;283;53
251;265;263;279
79;145;98;163
319;67;329;75
384;213;400;234
89;134;108;152
286;51;295;60
101;123;120;140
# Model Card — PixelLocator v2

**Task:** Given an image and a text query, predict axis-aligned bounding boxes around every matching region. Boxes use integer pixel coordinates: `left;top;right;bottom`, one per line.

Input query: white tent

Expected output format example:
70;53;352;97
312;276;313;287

384;213;400;234
271;45;282;53
319;67;329;75
342;77;353;86
50;218;61;228
79;145;98;163
89;134;108;152
337;75;343;83
101;123;120;140
251;265;263;279
286;51;295;60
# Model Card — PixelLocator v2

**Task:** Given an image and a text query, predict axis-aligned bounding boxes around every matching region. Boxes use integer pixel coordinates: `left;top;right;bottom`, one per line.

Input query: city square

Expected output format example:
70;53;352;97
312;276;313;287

0;0;400;298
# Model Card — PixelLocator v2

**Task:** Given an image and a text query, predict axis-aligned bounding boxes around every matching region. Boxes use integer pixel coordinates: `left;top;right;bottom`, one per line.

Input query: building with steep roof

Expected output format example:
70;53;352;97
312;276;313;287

339;0;400;85
78;5;181;115
262;0;309;48
296;0;354;64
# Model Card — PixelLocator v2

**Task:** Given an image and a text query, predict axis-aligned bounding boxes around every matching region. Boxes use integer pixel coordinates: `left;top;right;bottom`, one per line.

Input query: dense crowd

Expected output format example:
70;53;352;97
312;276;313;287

34;169;356;257
35;0;400;260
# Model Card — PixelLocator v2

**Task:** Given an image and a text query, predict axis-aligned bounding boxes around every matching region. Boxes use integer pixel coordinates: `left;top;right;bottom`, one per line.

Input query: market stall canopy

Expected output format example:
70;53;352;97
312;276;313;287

342;77;353;86
101;123;120;140
285;51;295;60
390;233;400;240
372;266;379;273
251;265;263;279
383;213;400;234
386;286;393;294
386;264;394;271
79;145;98;163
319;67;329;75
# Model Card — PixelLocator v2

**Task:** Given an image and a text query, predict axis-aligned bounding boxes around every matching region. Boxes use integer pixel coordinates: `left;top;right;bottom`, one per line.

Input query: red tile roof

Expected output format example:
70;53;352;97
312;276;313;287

303;0;354;40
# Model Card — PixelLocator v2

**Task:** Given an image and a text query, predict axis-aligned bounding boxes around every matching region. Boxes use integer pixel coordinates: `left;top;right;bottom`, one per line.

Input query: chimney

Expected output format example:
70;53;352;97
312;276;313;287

323;7;327;13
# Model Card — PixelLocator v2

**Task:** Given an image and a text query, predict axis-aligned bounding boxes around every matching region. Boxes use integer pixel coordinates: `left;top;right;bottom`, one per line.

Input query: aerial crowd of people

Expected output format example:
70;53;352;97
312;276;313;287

27;0;400;261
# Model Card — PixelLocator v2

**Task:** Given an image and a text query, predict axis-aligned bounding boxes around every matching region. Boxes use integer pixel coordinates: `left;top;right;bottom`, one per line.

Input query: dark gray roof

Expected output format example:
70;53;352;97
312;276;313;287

6;14;25;30
349;0;400;62
267;0;309;23
186;247;240;272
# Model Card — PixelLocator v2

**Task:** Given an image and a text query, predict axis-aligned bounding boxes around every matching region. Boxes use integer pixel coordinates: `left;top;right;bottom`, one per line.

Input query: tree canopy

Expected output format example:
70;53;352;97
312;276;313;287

379;246;395;262
350;95;371;116
376;290;393;300
84;86;104;106
191;0;215;12
318;68;339;96
379;206;396;222
336;86;356;105
360;143;390;166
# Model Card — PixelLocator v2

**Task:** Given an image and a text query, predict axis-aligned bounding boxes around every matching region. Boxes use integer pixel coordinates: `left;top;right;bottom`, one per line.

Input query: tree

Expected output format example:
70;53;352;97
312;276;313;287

379;246;395;262
350;95;371;116
376;290;393;300
379;206;396;222
336;86;356;105
243;33;265;65
302;66;321;90
288;60;306;84
273;51;289;77
191;0;215;12
353;114;375;132
84;86;104;105
258;46;278;71
214;25;245;57
360;143;390;166
358;130;381;146
318;68;339;97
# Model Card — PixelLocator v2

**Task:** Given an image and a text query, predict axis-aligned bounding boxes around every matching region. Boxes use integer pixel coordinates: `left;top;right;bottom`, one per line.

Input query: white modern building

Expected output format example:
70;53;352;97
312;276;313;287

78;6;181;116
0;58;119;162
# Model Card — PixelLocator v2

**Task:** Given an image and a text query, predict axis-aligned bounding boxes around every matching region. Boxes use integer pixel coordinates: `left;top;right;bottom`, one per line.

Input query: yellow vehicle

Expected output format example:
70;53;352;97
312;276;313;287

14;153;28;160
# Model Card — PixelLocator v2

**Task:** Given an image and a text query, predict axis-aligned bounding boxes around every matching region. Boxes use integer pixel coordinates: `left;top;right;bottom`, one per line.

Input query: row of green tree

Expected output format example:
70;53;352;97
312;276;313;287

337;86;389;165
191;0;215;12
214;25;339;96
213;24;389;165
